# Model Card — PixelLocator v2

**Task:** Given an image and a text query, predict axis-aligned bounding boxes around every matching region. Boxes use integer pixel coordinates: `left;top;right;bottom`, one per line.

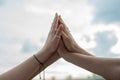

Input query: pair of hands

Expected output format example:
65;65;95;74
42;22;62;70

41;13;81;61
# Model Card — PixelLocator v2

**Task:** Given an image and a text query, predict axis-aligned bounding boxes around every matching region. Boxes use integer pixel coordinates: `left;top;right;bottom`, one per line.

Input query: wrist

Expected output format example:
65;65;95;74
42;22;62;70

74;45;82;53
35;50;49;63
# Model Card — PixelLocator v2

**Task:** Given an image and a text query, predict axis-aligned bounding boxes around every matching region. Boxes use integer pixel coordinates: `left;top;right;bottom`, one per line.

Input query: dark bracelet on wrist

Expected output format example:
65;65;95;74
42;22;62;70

33;55;44;68
33;55;45;79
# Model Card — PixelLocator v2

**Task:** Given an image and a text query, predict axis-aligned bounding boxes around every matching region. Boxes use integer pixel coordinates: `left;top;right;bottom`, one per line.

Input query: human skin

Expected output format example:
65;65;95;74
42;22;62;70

2;14;120;80
58;17;120;80
0;13;62;80
59;16;93;56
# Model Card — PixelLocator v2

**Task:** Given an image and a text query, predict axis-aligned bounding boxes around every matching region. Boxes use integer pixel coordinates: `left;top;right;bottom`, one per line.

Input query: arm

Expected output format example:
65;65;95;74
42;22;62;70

0;52;60;80
58;17;120;80
0;13;62;80
63;52;120;80
58;32;120;80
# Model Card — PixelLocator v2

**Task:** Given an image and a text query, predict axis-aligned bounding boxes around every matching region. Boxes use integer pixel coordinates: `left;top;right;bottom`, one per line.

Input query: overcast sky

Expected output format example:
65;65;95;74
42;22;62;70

0;0;120;79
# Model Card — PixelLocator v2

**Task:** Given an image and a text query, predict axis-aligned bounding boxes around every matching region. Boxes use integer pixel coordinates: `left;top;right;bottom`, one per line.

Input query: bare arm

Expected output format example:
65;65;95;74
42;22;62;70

57;16;120;80
0;52;60;80
63;52;120;80
0;13;62;80
58;37;120;80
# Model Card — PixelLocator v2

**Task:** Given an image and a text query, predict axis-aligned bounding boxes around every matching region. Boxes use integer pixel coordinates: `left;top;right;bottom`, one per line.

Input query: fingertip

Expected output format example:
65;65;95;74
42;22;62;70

59;15;61;18
58;16;61;25
58;16;62;23
55;13;59;20
59;16;63;21
55;13;58;16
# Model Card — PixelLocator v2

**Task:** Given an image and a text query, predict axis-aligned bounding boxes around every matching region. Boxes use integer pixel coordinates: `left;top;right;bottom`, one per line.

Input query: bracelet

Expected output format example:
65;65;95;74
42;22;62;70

33;55;44;68
33;55;45;80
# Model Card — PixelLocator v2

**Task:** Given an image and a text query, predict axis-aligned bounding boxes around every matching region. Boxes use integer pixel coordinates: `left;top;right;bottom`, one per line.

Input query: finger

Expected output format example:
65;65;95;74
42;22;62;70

62;31;69;40
59;16;72;39
52;24;62;48
54;14;59;32
59;16;70;33
55;24;63;38
61;31;70;49
59;17;73;37
61;24;73;39
51;13;59;32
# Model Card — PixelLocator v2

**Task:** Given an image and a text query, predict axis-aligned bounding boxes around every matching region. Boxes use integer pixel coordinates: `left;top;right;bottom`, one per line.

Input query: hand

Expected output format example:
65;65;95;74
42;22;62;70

41;13;62;54
59;16;80;53
59;16;93;56
36;14;62;63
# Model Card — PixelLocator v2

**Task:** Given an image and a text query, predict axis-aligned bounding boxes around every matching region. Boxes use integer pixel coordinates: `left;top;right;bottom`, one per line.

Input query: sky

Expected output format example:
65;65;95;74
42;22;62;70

0;0;120;79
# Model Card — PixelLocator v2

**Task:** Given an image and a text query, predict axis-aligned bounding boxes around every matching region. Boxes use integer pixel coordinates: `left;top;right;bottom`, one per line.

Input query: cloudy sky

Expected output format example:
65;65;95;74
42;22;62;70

0;0;120;79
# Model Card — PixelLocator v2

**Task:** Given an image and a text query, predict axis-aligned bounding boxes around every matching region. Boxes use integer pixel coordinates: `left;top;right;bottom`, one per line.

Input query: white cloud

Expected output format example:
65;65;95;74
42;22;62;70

21;39;41;53
1;0;120;79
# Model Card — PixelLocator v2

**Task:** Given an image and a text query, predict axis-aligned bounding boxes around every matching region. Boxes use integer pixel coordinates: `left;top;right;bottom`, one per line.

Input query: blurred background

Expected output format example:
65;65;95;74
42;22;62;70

0;0;120;80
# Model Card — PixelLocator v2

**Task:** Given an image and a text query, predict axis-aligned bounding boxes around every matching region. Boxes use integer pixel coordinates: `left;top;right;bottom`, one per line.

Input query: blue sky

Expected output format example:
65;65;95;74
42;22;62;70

0;0;120;79
91;0;120;23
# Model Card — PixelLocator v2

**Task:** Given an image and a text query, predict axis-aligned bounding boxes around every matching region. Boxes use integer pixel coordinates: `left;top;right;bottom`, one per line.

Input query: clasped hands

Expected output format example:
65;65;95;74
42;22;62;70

1;13;119;80
38;13;88;64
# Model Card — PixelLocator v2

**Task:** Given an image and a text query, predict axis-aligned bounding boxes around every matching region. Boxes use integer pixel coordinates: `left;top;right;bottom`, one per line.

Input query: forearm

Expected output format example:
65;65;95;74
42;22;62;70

0;52;60;80
0;55;41;80
28;52;60;79
29;52;60;79
63;53;120;80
